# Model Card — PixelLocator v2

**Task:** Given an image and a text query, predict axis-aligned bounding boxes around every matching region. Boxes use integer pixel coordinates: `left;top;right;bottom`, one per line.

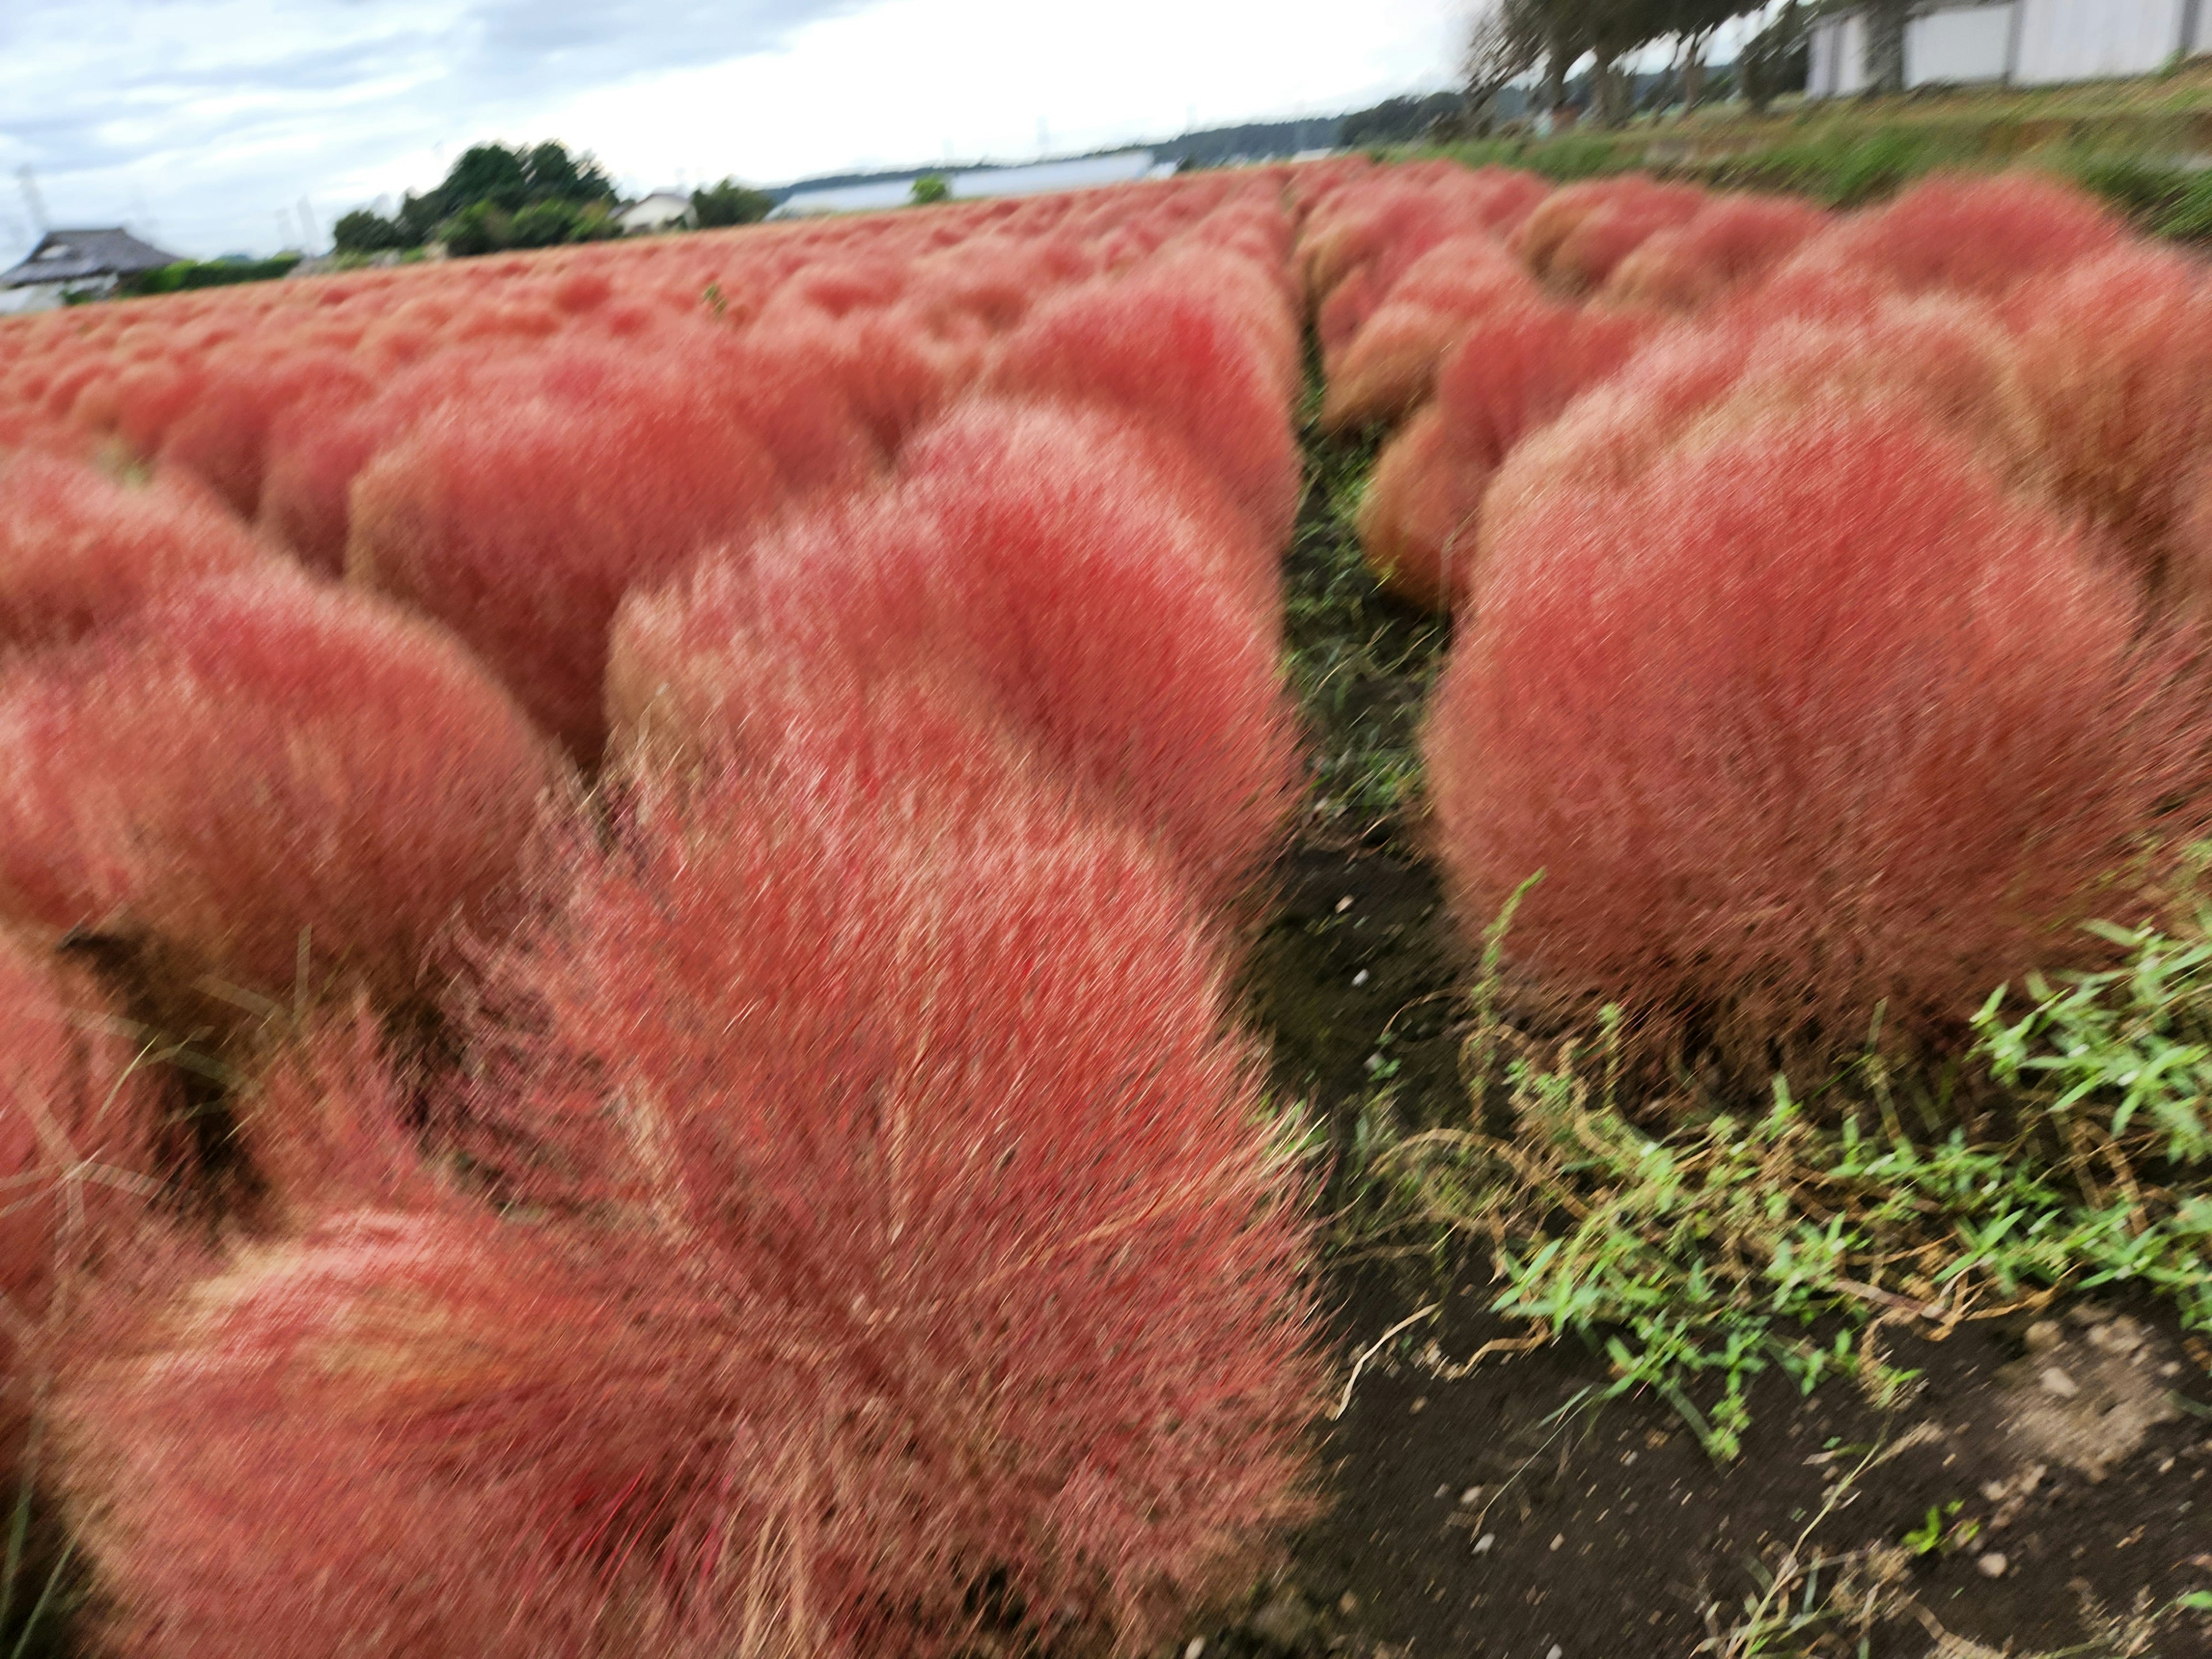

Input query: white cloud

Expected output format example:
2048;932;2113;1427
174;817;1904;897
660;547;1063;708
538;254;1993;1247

0;0;1467;264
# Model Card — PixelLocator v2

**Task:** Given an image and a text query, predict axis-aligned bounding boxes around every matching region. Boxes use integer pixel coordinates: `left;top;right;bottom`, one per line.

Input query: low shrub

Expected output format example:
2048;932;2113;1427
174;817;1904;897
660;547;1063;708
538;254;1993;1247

1777;170;2125;302
983;267;1302;554
1510;175;1706;296
1597;192;1827;313
613;408;1304;906
2005;244;2212;596
1319;235;1535;434
1478;293;2028;571
1425;407;2208;1081
51;1200;760;1659
456;746;1321;1656
2;927;160;1331
1357;299;1649;609
0;451;271;654
0;572;560;1027
346;353;789;756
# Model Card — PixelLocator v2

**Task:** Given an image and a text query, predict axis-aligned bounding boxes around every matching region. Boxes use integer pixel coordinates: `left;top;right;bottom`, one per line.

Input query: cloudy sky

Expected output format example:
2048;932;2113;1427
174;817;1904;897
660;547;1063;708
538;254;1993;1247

0;0;1470;264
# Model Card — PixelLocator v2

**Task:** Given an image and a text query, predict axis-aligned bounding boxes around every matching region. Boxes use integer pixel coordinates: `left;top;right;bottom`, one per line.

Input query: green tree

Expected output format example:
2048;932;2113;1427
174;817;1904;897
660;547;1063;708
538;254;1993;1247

522;141;616;204
691;178;775;227
332;209;408;253
1864;0;1907;94
440;143;532;213
507;199;582;249
1741;0;1813;112
910;174;951;206
395;190;444;245
439;201;510;257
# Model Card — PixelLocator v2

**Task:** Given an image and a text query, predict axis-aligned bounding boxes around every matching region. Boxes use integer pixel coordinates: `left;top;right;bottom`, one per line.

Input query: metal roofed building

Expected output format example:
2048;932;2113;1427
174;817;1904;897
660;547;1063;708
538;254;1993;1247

1808;1;2212;97
616;192;698;234
769;150;1172;219
0;226;182;313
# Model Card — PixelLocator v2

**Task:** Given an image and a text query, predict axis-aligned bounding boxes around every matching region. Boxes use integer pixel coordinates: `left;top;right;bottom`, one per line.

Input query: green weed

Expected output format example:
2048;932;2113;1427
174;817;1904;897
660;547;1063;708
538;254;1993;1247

1326;894;2212;1460
1282;425;1449;836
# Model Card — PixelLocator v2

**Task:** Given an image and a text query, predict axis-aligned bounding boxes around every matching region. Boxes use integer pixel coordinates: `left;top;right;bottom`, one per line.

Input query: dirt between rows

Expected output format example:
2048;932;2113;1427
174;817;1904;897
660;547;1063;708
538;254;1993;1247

1222;836;2212;1659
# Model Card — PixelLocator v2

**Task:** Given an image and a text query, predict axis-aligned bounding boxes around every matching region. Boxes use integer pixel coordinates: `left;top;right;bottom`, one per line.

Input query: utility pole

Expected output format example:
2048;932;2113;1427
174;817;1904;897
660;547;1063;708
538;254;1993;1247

296;196;319;251
17;167;47;236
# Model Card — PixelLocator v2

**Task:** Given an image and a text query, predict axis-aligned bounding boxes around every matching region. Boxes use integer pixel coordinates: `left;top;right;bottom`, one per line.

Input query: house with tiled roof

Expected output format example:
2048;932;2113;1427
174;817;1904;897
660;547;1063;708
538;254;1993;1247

0;228;182;313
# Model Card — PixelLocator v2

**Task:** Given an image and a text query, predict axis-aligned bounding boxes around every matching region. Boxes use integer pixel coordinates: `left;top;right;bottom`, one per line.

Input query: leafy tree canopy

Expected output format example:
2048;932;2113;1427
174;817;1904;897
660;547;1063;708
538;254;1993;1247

691;179;775;228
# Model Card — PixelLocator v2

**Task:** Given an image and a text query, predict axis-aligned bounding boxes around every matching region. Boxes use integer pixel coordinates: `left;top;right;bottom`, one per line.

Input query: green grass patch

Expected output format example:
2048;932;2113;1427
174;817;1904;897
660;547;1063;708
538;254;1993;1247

1322;886;2212;1461
1282;410;1449;838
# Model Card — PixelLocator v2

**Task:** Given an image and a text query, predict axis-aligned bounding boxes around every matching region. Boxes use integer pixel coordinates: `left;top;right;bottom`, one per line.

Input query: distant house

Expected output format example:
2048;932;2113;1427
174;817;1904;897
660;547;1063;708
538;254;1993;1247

1808;1;2211;97
618;192;696;234
0;227;181;313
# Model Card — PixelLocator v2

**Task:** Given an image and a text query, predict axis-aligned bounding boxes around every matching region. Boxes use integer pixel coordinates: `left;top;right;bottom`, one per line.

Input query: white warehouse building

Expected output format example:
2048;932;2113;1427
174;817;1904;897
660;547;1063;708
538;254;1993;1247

1808;0;2212;98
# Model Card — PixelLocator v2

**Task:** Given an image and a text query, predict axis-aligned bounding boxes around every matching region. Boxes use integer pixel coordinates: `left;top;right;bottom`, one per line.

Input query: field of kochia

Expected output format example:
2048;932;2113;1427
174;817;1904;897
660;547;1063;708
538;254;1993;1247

3;149;2210;1657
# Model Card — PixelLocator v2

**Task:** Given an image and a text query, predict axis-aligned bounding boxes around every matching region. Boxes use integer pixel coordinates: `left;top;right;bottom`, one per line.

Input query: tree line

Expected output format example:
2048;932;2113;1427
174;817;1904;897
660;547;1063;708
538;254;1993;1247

1468;1;1874;126
332;142;776;259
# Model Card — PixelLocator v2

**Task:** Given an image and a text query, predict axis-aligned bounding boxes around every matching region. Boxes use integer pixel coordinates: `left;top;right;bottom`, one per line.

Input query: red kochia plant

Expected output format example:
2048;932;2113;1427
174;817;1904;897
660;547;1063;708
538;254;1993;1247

609;409;1304;906
0;450;271;653
1778;170;2124;301
1598;192;1827;312
1425;407;2207;1081
1478;293;2029;572
1356;299;1649;609
156;349;372;520
50;1198;778;1659
0;571;560;1025
897;396;1279;624
2003;245;2212;594
458;743;1320;1656
346;353;789;756
1511;175;1707;296
3;929;159;1479
3;926;159;1334
983;266;1302;554
1320;235;1536;434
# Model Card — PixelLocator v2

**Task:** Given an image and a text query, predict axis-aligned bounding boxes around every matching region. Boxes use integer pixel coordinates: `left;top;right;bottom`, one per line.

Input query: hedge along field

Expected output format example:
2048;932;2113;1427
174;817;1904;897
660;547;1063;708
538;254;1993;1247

4;147;2212;1659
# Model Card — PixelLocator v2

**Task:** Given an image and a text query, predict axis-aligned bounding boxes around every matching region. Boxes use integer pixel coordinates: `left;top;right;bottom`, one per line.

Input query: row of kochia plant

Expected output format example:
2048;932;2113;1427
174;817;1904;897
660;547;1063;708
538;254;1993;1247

1295;161;2212;1437
3;145;2210;1659
0;162;1351;1658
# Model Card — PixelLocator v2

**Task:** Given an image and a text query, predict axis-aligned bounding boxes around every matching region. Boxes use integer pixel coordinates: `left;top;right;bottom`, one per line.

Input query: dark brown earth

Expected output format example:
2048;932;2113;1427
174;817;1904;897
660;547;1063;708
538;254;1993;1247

1221;830;2212;1659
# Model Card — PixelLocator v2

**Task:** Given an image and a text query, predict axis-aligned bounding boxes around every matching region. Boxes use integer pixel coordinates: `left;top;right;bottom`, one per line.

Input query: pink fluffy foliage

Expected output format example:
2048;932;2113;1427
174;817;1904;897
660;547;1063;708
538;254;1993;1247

0;571;560;1023
232;1007;453;1230
0;450;271;654
2;927;160;1482
1597;191;1827;312
1478;292;2028;571
156;349;373;520
2003;244;2212;590
1511;175;1707;296
444;749;1320;1656
346;351;793;757
983;265;1303;553
1320;235;1537;434
1777;171;2124;302
2;927;160;1331
1425;407;2208;1077
609;401;1304;903
51;1199;782;1659
1357;299;1650;609
1300;165;1547;346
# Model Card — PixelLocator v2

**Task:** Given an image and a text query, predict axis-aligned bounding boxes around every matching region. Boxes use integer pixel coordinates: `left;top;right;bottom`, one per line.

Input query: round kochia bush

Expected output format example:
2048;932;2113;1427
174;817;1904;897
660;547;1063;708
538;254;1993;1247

1423;406;2209;1080
0;571;560;1025
455;738;1321;1657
